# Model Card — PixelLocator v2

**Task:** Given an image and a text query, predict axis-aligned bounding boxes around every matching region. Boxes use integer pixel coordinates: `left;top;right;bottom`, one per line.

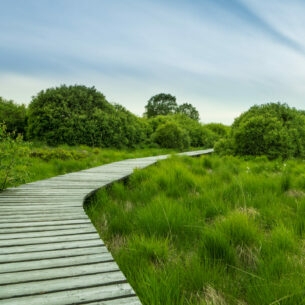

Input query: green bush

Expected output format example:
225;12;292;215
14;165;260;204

27;85;147;148
216;102;305;159
152;121;190;150
204;123;230;138
0;124;30;190
148;114;218;148
0;97;27;137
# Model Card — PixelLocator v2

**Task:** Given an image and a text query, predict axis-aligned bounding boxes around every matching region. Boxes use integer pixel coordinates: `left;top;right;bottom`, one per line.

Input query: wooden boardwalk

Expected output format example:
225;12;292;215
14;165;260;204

0;149;213;305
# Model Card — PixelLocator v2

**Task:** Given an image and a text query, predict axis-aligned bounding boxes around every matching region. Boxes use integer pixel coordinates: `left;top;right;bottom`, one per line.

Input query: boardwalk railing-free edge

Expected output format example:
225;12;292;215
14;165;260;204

0;149;213;305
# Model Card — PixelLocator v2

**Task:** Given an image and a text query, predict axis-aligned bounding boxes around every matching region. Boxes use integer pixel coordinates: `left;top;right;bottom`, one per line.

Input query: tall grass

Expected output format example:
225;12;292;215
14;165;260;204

3;144;177;188
86;155;305;305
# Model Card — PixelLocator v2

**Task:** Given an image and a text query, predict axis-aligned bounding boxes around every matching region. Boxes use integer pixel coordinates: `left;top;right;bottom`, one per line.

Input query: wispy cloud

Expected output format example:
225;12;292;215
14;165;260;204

1;0;305;124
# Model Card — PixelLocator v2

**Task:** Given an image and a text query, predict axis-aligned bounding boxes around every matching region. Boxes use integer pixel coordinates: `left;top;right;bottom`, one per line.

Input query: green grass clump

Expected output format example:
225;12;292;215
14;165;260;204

86;155;305;305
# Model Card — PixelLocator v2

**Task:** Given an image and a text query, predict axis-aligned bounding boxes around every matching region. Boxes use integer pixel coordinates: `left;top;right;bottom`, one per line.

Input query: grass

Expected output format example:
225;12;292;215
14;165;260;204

1;143;179;188
86;155;305;305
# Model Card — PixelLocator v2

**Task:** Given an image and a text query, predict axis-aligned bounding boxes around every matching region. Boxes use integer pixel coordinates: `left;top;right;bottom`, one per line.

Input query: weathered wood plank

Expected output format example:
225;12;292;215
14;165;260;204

1;252;114;273
0;231;100;246
84;297;142;305
0;244;107;263
1;239;104;254
0;226;96;240
0;214;88;222
1;271;126;299
0;223;94;233
0;219;91;228
0;283;136;305
0;261;120;285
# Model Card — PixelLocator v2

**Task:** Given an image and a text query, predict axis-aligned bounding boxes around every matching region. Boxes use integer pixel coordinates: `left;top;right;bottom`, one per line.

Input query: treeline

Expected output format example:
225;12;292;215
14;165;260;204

2;84;305;159
0;85;228;150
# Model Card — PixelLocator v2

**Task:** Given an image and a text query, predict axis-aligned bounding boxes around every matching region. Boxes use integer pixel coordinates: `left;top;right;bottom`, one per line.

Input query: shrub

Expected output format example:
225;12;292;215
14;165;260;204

148;114;218;148
216;102;305;159
152;121;190;150
0;97;27;137
0;124;30;190
27;85;147;148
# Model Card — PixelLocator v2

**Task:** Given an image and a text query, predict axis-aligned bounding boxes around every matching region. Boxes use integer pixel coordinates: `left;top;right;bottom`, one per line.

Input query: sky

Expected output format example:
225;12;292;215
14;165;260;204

1;0;305;125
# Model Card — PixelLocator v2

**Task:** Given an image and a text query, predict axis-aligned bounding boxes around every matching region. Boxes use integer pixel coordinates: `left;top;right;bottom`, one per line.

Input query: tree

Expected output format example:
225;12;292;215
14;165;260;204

144;93;177;118
176;103;200;121
0;97;27;136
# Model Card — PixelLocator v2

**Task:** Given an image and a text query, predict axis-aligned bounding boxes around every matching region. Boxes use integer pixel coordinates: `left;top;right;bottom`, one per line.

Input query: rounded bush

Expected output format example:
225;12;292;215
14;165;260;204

27;85;147;148
152;121;190;150
216;103;305;159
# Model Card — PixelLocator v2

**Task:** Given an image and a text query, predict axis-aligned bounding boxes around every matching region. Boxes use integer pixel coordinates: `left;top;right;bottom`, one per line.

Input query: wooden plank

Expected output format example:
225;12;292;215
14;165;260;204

0;283;136;305
0;226;96;240
0;244;107;263
0;205;80;211
1;271;126;299
0;223;94;234
0;219;92;228
1;244;105;261
0;232;101;247
84;297;142;305
0;252;114;273
1;239;104;254
0;214;88;222
0;210;83;215
0;261;120;285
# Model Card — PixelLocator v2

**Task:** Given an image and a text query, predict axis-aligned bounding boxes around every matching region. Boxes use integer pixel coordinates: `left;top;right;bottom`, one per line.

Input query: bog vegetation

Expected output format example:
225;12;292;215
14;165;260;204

86;155;305;305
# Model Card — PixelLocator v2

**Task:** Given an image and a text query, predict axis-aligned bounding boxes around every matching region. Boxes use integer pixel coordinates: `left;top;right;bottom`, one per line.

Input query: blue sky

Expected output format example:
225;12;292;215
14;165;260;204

1;0;305;124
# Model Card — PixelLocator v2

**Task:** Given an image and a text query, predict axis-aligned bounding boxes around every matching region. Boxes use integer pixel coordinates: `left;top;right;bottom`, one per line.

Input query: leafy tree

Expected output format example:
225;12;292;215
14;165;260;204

0;97;27;136
152;121;190;150
216;102;305;159
176;103;200;121
144;93;178;118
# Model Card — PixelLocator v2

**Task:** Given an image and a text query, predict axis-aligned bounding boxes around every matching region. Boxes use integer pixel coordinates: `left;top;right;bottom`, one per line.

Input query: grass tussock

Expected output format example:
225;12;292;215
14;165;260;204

86;155;305;305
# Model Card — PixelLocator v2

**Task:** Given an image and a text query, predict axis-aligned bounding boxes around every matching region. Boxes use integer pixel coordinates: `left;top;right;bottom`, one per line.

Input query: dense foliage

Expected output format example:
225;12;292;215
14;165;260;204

176;103;200;121
0;97;27;136
0;124;30;191
215;102;305;159
144;93;178;118
151;121;190;150
148;114;223;149
1;85;226;150
145;93;200;121
27;85;147;148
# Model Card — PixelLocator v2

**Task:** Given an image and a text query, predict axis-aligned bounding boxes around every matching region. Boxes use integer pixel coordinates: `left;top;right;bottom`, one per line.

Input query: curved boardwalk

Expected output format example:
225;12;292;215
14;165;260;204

0;149;213;305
